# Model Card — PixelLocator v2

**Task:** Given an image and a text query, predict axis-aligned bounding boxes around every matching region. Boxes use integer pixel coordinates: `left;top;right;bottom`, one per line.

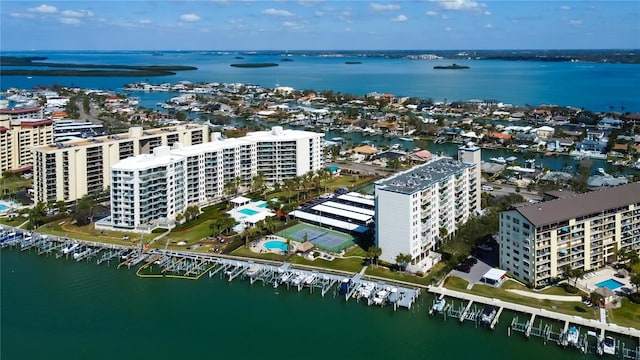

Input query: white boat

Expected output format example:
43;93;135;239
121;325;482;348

505;156;518;162
398;136;414;142
330;137;343;142
279;272;291;284
304;273;317;286
490;156;506;164
432;298;446;313
567;326;580;346
358;282;375;299
480;305;497;325
372;289;388;305
602;336;616;355
62;243;79;255
246;264;262;277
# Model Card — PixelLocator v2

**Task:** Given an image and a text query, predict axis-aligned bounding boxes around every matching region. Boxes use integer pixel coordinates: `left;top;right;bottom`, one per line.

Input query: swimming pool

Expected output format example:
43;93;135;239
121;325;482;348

264;241;288;252
0;204;9;211
595;278;624;291
257;202;268;208
239;208;259;216
0;200;14;212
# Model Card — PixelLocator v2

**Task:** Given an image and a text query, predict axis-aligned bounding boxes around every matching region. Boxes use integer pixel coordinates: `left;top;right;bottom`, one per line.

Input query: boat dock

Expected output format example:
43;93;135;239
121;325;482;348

0;227;421;312
429;285;640;358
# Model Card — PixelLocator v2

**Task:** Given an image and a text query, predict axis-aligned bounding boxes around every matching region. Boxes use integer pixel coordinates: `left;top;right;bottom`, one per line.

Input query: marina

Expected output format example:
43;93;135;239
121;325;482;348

1;224;639;359
428;285;640;359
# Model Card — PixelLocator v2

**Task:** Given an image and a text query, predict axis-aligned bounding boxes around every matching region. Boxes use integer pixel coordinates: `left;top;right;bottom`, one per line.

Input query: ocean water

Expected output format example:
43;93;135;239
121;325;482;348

1;51;638;113
1;249;624;360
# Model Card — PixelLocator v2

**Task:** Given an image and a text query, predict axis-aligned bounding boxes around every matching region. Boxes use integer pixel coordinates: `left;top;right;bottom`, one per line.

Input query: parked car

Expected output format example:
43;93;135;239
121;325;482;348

464;257;478;265
455;263;472;273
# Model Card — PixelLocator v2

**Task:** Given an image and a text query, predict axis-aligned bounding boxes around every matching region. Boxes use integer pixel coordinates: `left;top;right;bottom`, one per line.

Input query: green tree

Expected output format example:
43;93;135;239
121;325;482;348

72;195;95;226
28;202;47;228
55;200;67;214
395;253;413;271
630;273;640;293
367;245;382;266
251;171;267;196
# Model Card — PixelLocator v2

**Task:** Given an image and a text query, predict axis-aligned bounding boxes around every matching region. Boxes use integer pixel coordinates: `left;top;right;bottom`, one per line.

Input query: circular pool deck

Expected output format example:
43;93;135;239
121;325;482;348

250;235;300;254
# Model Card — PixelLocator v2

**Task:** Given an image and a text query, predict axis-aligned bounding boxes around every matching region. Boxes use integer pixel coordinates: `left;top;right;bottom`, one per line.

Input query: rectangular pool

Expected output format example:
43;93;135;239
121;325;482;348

595;278;624;291
239;208;259;216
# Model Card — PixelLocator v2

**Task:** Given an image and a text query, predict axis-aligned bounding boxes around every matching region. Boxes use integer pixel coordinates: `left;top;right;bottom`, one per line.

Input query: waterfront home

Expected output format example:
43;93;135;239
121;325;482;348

489;132;512;143
534;126;555;140
597;118;623;130
545;138;574;152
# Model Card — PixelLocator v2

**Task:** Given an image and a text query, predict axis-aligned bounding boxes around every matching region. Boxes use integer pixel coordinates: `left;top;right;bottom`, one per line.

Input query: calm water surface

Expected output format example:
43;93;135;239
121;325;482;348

1;249;626;360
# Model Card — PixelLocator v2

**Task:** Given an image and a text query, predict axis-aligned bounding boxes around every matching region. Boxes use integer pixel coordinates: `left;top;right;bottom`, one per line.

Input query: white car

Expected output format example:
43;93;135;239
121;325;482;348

481;185;494;191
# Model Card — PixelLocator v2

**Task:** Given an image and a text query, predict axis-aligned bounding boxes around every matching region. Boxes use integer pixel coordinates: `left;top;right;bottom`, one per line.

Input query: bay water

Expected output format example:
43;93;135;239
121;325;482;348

1;249;629;359
1;51;638;113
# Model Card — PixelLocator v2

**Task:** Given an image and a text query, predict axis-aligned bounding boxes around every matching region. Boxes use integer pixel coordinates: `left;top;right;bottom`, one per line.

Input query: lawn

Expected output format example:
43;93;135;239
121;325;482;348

444;276;598;320
366;265;433;287
608;298;640;329
289;254;365;274
0;216;28;227
0;176;31;196
36;217;139;246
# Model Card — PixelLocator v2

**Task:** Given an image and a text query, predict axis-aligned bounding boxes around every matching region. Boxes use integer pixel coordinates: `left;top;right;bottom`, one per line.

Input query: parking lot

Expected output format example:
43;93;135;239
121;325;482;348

450;243;500;285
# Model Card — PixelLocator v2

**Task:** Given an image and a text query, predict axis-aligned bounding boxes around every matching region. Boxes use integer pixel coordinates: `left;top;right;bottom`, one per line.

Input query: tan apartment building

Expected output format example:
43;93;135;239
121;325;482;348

0;108;54;174
498;183;640;287
33;124;209;203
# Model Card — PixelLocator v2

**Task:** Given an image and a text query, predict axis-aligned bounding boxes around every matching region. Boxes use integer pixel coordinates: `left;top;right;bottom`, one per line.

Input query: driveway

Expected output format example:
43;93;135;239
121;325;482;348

450;258;493;285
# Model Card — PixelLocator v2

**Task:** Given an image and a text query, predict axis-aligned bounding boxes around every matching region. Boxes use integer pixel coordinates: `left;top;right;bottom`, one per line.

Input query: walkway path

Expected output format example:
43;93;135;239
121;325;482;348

507;289;582;302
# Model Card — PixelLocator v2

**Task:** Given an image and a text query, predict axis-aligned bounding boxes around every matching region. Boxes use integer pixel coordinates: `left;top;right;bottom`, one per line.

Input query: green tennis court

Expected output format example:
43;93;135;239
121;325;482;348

277;222;355;252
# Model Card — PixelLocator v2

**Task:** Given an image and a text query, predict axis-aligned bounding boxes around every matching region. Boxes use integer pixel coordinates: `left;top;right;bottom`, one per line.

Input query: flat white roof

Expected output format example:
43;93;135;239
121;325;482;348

311;204;371;222
323;201;375;216
336;193;375;207
482;268;507;281
113;151;183;171
170;137;253;156
231;196;251;204
290;210;364;231
243;126;323;142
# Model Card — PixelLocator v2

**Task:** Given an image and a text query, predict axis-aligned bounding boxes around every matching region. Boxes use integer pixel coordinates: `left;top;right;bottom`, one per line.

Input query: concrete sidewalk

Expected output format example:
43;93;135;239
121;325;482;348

507;289;581;302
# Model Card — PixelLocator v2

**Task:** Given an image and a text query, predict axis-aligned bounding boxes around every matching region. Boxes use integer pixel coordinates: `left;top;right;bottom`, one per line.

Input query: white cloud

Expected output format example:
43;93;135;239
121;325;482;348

569;19;582;25
438;0;486;11
315;10;325;16
180;13;201;22
283;21;303;29
59;17;81;25
483;23;493;28
10;12;35;19
262;8;294;17
345;27;351;32
61;10;93;18
28;4;57;13
484;10;491;16
298;0;323;7
371;3;400;11
445;27;452;31
391;14;407;22
560;5;570;11
426;10;438;16
139;19;152;24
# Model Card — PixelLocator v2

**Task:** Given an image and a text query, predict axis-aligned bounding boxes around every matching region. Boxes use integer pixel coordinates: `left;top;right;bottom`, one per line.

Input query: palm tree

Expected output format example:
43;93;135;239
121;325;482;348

395;253;412;271
367;245;382;266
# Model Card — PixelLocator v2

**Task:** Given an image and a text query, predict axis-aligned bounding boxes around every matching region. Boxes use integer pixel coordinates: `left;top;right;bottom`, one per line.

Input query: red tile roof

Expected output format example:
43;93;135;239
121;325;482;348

0;107;41;114
20;119;54;127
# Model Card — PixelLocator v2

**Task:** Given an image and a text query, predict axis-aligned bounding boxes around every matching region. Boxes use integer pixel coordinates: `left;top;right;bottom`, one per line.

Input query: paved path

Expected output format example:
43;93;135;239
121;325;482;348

507;289;582;302
428;285;640;339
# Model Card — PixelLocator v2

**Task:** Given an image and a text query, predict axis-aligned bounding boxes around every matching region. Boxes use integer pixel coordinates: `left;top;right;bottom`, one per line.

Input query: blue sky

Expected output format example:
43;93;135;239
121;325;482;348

2;1;639;50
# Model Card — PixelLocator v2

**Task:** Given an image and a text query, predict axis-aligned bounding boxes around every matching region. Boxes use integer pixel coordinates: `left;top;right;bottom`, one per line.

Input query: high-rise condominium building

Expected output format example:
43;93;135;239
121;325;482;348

0;107;53;174
375;144;481;271
498;182;640;287
101;126;324;232
32;124;208;203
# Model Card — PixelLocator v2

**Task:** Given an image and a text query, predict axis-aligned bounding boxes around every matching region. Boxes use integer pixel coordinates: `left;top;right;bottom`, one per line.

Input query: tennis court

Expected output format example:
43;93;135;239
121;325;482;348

277;222;355;253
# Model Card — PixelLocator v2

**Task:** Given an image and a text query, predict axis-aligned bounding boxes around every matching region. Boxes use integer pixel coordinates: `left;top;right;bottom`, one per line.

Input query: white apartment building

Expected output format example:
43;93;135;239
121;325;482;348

498;182;640;287
375;151;480;271
33;124;208;203
245;126;324;183
100;126;324;232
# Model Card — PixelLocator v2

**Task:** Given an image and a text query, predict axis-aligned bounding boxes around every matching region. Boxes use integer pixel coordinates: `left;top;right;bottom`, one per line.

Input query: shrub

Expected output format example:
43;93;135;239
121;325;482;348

628;293;640;304
562;283;580;294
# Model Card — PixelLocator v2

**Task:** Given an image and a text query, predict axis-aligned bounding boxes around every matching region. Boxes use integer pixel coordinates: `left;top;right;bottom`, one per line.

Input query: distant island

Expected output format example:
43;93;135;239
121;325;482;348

230;63;279;68
345;61;362;65
0;56;197;77
434;63;469;70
